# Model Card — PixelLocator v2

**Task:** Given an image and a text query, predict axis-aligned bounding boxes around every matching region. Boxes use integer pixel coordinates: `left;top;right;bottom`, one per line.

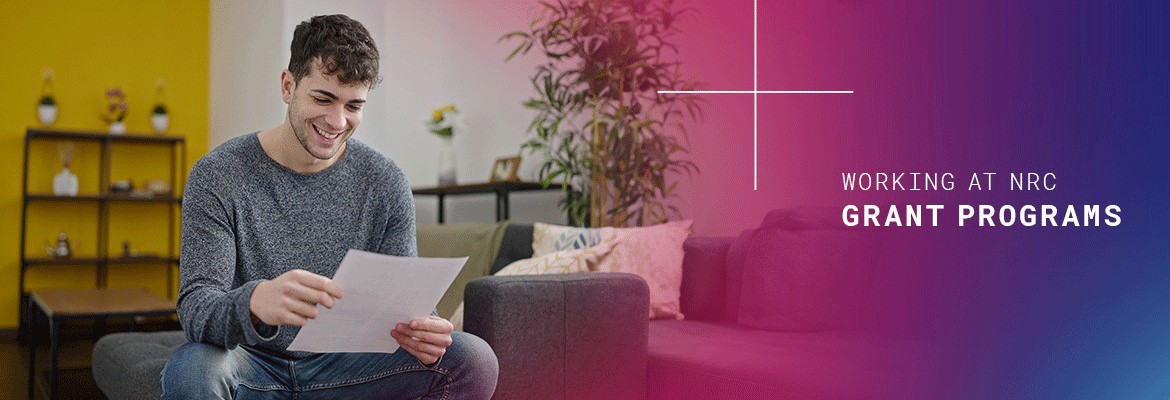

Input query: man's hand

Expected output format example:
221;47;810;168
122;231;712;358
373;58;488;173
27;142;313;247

250;269;344;327
391;315;454;366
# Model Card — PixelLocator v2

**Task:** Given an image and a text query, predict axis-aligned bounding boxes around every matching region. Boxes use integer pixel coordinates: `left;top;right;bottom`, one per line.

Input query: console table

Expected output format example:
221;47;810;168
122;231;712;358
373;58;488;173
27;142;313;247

412;182;564;223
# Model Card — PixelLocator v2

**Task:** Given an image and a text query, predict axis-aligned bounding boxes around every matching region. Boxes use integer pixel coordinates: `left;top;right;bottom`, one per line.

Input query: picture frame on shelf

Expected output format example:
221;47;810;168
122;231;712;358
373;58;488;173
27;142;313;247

490;156;521;182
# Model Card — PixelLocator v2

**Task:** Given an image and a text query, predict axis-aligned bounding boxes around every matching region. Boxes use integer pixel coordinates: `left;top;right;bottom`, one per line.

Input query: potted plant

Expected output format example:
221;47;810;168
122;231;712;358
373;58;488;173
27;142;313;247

426;104;460;185
103;88;128;134
151;79;169;133
502;0;704;227
151;104;169;133
38;95;57;126
38;69;57;126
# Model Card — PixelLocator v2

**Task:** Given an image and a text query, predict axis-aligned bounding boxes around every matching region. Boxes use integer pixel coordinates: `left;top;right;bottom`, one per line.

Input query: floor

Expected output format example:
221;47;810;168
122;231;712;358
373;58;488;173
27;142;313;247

0;337;105;400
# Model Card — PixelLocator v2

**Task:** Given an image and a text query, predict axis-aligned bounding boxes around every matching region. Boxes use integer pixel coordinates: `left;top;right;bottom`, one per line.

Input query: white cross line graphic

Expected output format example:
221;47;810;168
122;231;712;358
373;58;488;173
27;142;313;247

658;0;853;190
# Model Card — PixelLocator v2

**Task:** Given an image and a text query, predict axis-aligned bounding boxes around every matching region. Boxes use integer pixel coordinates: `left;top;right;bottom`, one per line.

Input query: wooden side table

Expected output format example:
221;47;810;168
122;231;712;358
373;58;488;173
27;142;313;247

412;181;565;223
27;287;176;400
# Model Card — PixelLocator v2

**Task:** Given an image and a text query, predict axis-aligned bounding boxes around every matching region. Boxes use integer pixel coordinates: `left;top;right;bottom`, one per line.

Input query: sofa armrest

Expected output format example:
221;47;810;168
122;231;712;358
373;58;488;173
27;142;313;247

465;272;649;400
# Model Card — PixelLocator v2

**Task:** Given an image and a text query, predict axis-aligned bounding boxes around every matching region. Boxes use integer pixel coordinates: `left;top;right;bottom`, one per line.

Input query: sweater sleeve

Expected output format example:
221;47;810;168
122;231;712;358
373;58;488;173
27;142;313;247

377;163;418;258
177;180;279;348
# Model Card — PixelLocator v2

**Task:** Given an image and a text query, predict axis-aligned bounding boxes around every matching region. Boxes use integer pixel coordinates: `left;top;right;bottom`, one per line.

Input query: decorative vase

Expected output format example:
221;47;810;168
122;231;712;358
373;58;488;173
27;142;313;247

437;136;456;186
53;166;79;196
151;113;169;133
38;105;57;126
109;121;126;134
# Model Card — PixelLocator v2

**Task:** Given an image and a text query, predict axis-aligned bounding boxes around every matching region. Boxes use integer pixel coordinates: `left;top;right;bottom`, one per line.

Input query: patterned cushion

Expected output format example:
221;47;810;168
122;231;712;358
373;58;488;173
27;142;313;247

450;238;616;330
533;222;616;256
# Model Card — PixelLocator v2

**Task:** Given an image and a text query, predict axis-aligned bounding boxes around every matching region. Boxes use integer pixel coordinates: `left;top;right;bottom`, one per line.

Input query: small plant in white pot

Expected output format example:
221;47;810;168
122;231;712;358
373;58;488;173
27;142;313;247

38;95;57;126
151;104;169;133
38;69;57;126
150;79;169;133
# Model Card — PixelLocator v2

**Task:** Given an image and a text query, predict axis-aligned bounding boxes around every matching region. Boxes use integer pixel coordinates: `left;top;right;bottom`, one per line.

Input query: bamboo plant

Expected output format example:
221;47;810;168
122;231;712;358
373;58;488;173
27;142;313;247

503;0;703;227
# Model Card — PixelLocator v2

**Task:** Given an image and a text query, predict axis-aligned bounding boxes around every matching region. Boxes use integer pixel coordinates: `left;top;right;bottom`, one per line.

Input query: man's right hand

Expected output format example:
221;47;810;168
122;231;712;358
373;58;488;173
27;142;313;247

250;269;344;327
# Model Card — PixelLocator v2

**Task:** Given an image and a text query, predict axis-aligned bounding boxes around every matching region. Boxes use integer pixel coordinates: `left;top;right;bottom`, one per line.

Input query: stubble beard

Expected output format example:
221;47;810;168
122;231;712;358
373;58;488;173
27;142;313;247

289;104;345;161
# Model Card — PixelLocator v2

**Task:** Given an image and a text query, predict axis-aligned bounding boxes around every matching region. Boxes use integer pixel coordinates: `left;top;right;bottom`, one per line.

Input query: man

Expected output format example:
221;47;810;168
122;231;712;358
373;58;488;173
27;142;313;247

161;14;498;399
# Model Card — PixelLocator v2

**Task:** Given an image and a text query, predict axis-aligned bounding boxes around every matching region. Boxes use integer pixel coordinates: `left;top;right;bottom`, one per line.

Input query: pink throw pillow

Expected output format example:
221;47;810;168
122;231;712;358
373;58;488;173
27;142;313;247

592;220;693;319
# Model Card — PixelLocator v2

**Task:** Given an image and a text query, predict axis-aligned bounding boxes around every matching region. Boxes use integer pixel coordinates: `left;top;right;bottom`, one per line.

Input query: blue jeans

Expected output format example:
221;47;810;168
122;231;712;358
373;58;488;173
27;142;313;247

160;331;498;399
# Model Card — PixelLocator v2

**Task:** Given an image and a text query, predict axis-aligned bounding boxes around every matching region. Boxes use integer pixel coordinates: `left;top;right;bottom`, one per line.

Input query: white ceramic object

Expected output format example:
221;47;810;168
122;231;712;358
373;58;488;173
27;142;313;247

53;167;78;196
437;136;456;185
109;121;126;134
38;105;57;125
151;113;169;133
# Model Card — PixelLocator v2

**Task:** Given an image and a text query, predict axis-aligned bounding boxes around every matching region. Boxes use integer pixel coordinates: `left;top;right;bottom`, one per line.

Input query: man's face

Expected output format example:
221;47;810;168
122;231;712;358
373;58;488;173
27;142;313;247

282;58;369;161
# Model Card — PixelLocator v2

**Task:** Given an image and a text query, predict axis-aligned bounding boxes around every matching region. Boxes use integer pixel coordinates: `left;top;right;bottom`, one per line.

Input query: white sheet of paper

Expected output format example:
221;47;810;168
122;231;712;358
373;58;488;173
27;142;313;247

287;249;467;353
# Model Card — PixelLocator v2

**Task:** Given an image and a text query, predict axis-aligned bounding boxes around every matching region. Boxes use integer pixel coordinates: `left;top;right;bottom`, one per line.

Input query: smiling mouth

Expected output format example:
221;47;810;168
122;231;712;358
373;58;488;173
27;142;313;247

313;124;344;140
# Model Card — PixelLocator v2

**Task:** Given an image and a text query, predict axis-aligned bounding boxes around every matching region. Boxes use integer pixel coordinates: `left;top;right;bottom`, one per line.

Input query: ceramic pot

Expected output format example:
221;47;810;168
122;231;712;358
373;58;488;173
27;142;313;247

109;121;126;134
151;113;169;133
38;105;57;125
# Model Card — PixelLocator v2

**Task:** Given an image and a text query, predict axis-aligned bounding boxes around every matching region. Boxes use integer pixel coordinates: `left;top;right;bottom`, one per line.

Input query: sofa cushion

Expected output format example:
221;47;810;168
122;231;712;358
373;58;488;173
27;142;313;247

736;227;876;332
492;223;534;274
593;220;692;319
722;229;757;323
532;222;614;256
679;236;733;322
92;330;189;400
758;206;847;231
647;320;895;399
417;222;509;319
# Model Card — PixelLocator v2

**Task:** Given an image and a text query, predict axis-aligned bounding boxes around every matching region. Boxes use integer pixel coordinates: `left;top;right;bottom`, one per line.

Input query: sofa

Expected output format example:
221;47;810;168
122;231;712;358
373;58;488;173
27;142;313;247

94;209;916;399
460;211;918;400
90;222;648;400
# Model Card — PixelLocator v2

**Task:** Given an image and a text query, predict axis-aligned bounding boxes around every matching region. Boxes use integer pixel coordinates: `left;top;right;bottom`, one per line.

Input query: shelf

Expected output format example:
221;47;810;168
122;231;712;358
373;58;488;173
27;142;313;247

27;128;185;143
25;193;181;203
105;193;182;203
106;256;180;264
20;126;186;348
412;181;564;195
22;257;106;266
23;257;178;267
25;194;105;202
412;181;567;223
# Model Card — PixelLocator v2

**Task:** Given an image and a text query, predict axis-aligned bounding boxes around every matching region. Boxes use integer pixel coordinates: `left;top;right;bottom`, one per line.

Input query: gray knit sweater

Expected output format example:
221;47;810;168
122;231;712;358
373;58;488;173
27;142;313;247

177;132;417;358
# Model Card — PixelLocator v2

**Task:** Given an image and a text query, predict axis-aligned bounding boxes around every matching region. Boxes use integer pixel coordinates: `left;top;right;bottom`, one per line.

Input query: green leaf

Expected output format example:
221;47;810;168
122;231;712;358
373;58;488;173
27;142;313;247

498;31;529;44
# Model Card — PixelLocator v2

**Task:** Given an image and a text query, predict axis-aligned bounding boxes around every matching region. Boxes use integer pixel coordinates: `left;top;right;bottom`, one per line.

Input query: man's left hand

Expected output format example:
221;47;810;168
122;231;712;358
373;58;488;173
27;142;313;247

391;315;454;366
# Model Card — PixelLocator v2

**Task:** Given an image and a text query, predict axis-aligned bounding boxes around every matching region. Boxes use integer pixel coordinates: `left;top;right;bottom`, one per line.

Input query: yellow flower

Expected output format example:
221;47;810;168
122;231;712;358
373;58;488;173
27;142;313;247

433;109;444;122
442;104;457;112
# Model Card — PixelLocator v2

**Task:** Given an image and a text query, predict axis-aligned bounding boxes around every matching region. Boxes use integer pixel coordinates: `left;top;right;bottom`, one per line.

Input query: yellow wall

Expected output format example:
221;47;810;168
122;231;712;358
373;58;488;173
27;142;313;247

0;1;210;328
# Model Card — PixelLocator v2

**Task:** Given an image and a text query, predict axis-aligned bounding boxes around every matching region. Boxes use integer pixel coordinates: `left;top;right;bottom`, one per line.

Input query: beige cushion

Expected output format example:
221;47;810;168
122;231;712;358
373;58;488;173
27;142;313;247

416;222;509;319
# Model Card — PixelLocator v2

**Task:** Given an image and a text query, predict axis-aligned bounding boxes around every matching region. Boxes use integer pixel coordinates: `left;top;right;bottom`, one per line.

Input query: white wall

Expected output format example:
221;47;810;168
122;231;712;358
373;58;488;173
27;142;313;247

210;0;565;226
209;0;285;147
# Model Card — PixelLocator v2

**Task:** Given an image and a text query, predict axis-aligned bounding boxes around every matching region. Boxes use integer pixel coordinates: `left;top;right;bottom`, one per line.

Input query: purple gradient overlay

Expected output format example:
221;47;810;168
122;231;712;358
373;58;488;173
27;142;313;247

672;1;1169;398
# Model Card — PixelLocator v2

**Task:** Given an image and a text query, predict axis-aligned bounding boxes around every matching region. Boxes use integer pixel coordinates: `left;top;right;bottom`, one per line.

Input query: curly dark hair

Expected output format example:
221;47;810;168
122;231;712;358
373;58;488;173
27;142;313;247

289;14;381;88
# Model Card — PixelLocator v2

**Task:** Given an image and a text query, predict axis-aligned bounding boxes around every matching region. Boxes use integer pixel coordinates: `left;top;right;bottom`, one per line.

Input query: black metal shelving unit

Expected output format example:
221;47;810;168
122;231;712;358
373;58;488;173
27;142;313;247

18;128;186;343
